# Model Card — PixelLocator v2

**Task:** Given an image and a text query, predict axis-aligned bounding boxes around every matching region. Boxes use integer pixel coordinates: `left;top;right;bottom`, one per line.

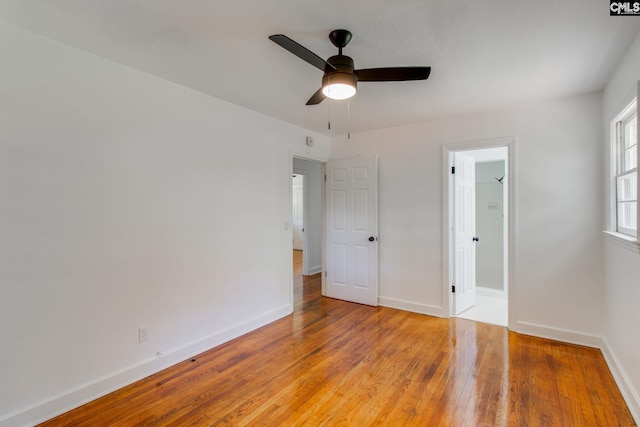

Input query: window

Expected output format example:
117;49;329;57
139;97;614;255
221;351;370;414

612;99;638;238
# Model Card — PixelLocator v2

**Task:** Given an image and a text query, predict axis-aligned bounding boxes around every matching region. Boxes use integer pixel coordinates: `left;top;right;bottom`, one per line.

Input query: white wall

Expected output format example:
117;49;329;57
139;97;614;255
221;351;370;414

476;161;504;291
602;31;640;421
292;158;323;274
330;91;604;343
0;22;330;426
2;14;636;426
476;160;505;184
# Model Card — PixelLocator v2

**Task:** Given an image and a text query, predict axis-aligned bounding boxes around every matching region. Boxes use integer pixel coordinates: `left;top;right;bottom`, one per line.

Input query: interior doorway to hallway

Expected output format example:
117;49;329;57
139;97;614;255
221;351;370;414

445;141;513;328
290;156;324;310
291;157;323;277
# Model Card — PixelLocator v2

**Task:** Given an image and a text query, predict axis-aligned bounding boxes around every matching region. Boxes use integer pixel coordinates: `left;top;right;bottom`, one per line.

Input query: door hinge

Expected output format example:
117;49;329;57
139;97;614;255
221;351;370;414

451;166;455;174
451;285;456;293
325;174;327;181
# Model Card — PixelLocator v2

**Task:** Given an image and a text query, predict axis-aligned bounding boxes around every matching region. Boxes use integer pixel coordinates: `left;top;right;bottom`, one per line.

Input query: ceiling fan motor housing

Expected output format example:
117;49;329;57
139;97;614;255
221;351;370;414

322;55;358;91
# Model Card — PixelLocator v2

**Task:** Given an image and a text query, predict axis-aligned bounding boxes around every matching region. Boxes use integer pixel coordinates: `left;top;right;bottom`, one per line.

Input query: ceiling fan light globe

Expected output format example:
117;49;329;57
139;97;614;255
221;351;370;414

322;83;356;100
321;72;357;100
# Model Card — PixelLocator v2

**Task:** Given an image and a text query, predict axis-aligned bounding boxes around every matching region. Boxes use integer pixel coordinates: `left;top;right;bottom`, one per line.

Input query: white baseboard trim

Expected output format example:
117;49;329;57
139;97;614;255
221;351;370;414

7;306;637;427
513;321;602;348
600;338;640;425
508;321;640;423
476;286;506;299
1;304;292;427
378;310;640;423
378;296;446;318
307;265;322;275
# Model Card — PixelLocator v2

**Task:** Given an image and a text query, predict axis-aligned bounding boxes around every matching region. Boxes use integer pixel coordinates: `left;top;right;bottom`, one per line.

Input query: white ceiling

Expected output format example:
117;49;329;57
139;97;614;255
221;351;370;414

1;1;639;136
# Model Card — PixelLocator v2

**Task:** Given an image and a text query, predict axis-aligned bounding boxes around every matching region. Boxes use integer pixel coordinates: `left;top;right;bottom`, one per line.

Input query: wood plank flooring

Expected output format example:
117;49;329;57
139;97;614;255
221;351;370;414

40;251;636;426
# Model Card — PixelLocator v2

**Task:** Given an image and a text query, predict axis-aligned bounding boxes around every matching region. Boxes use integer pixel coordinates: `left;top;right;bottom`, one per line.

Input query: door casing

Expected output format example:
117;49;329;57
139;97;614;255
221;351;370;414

442;137;516;328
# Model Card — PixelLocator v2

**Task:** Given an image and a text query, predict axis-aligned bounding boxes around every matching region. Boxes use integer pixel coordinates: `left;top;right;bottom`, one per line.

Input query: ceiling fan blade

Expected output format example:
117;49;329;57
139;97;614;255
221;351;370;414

269;34;337;73
306;88;326;105
355;66;431;82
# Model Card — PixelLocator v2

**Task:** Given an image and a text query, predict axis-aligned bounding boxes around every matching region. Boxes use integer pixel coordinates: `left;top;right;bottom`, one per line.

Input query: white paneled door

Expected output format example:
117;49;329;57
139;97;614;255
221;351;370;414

453;152;477;315
292;174;304;250
326;155;378;306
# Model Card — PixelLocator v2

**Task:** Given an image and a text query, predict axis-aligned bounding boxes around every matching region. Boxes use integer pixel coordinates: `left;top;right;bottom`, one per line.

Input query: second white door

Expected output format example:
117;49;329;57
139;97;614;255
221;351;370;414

292;174;304;250
325;155;378;306
453;152;477;315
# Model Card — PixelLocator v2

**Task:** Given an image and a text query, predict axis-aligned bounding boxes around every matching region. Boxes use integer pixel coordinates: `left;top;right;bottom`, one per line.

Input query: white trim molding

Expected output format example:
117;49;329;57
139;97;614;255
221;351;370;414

307;265;322;275
513;321;602;348
476;286;507;299
601;338;640;424
0;305;292;427
378;296;446;318
604;231;640;254
515;323;640;425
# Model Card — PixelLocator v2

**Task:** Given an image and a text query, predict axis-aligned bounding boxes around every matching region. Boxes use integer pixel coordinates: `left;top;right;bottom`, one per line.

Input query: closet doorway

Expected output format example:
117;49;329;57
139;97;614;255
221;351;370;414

445;140;514;328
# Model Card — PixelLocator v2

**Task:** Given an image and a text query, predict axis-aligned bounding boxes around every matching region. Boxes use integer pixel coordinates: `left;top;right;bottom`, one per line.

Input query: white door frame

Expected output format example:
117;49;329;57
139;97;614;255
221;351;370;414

442;136;516;328
290;152;327;306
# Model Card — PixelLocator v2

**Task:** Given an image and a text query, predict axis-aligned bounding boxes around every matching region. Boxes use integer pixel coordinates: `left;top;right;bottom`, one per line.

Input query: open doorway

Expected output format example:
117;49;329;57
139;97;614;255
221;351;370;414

292;157;323;277
291;156;324;309
445;140;514;328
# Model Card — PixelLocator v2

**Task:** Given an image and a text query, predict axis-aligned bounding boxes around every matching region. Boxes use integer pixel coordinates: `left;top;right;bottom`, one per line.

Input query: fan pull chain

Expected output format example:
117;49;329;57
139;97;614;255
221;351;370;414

328;101;331;130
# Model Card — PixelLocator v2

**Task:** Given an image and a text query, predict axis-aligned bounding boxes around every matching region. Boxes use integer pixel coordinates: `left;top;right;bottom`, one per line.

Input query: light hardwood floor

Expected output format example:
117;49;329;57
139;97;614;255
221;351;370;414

39;250;635;426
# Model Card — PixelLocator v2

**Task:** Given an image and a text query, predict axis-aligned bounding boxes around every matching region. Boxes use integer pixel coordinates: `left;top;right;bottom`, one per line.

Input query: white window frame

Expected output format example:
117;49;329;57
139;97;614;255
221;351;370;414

606;97;639;253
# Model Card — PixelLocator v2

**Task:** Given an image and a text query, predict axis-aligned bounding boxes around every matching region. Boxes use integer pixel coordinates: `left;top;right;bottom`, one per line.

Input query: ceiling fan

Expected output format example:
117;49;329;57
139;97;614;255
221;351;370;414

269;29;431;105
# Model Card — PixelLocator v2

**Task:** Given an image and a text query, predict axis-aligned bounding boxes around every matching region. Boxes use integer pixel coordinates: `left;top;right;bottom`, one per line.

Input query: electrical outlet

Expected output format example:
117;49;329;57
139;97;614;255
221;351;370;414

138;326;149;343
